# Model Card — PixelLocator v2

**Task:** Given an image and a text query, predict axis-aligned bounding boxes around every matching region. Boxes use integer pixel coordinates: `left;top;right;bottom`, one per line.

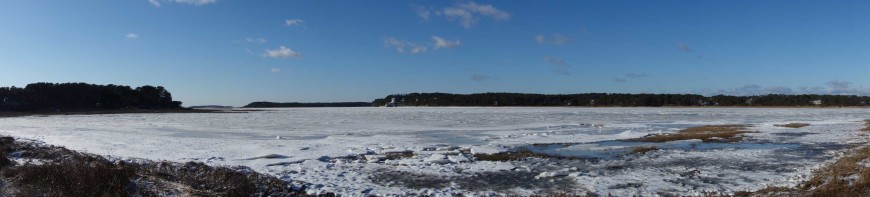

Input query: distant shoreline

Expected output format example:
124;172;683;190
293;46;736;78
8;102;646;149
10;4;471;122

244;106;870;109
3;105;867;118
0;108;233;118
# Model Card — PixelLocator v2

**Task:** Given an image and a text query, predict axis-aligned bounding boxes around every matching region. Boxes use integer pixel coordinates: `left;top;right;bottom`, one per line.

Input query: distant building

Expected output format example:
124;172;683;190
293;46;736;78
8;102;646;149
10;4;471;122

385;98;398;107
745;98;754;105
811;100;823;105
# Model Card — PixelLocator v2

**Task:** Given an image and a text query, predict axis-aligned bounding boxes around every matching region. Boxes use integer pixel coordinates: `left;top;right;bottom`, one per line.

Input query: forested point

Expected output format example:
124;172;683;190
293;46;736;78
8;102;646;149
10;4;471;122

244;102;372;108
372;92;870;107
0;82;183;112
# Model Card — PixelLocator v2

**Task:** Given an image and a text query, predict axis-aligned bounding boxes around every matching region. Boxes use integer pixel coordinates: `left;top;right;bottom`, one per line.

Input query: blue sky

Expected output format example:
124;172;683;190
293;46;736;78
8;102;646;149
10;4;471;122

1;0;869;106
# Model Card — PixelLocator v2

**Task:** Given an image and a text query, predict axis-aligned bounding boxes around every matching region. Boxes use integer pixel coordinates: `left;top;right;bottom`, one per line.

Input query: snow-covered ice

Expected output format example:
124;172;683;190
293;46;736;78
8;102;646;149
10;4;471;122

0;107;868;196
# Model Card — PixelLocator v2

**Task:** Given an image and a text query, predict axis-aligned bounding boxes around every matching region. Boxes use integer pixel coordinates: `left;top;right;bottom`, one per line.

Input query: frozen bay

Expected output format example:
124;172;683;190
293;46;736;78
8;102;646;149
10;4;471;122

1;107;868;196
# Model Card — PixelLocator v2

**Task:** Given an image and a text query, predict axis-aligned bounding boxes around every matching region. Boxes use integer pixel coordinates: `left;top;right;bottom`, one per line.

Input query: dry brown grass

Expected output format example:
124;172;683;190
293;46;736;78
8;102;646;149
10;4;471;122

774;123;811;128
631;146;658;154
799;146;870;197
737;146;870;197
733;186;794;197
0;136;308;196
2;156;136;196
862;120;870;132
630;125;752;143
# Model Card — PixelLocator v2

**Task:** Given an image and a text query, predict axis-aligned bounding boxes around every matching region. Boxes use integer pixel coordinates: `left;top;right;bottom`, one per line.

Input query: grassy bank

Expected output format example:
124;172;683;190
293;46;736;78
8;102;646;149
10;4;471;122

0;136;328;196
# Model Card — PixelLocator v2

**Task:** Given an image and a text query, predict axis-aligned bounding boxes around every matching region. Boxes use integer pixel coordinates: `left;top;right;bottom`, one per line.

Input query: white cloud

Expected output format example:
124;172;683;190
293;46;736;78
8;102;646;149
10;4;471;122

271;68;282;73
263;46;300;59
613;73;648;82
174;0;216;5
535;35;545;43
535;34;570;45
245;37;267;44
432;36;460;49
442;7;475;28
125;33;139;39
424;1;511;28
285;19;304;26
148;0;216;7
384;37;427;54
413;5;431;21
460;2;510;19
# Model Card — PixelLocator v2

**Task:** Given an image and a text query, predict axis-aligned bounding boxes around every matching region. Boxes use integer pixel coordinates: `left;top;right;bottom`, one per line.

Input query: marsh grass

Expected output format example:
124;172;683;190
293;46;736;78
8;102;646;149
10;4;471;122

2;156;135;196
0;136;308;196
631;146;658;154
799;146;870;197
739;146;870;197
774;123;811;128
630;125;752;143
862;120;870;132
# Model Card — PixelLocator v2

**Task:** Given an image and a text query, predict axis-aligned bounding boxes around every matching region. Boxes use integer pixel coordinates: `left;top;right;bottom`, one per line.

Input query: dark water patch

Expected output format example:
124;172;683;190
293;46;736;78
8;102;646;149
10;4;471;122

369;168;575;192
243;154;289;160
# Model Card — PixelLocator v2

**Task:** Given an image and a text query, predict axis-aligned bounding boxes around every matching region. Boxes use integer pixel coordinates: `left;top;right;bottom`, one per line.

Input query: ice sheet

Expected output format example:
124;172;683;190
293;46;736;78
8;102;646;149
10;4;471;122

0;107;868;195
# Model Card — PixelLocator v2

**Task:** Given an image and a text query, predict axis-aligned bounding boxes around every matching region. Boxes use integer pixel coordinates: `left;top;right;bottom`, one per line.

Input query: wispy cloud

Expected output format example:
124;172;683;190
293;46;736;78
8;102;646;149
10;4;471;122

432;36;460;49
384;37;427;54
176;0;216;5
612;73;649;83
543;56;571;75
535;34;570;45
418;1;510;28
148;0;216;7
245;37;267;44
702;81;870;96
271;68;282;73
827;80;851;91
677;42;691;52
263;46;301;59
413;5;431;21
285;19;304;26
125;33;139;39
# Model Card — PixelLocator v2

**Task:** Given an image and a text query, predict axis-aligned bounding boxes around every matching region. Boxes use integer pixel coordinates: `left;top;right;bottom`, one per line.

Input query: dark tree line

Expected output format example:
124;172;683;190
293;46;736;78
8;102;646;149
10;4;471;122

244;102;372;108
0;82;182;111
372;93;870;107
